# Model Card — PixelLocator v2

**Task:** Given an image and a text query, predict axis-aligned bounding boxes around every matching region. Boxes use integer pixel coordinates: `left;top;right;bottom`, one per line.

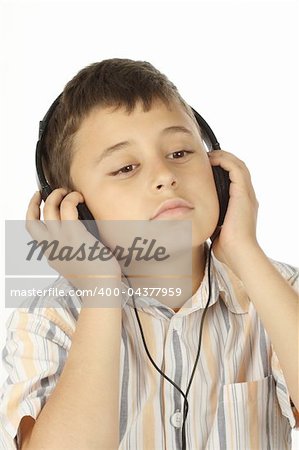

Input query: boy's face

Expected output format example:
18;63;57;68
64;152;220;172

70;98;219;245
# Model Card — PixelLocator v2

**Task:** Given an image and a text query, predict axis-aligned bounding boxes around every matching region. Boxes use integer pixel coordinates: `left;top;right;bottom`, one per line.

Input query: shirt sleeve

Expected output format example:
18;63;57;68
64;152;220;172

268;261;299;429
271;346;298;429
0;423;17;450
0;305;73;449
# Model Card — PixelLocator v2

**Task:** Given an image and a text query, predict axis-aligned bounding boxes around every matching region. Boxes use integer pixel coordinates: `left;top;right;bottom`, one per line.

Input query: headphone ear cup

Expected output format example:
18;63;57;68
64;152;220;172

211;165;230;227
77;202;100;240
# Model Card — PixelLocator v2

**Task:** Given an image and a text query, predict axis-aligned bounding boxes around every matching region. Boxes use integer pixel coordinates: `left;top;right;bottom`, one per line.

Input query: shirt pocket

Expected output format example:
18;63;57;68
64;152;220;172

216;375;292;450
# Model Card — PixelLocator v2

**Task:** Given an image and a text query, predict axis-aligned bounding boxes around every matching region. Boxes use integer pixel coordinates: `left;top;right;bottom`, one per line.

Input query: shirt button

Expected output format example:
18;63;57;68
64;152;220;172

172;319;182;334
170;410;182;428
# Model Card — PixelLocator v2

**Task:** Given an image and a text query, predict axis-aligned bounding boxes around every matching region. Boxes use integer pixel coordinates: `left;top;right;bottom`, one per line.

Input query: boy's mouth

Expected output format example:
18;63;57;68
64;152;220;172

150;197;194;220
152;207;194;220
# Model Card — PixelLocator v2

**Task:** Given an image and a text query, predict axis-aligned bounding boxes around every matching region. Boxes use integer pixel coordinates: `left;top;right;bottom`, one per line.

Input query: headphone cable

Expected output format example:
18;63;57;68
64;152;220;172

122;237;217;450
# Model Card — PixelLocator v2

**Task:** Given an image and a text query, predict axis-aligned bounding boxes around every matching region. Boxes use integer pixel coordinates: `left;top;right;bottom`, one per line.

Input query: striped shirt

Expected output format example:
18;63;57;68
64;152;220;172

0;244;298;449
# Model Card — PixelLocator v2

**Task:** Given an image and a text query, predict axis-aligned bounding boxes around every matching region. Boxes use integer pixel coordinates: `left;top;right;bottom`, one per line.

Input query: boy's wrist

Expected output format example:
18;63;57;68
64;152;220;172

217;240;262;280
225;242;265;281
79;276;125;309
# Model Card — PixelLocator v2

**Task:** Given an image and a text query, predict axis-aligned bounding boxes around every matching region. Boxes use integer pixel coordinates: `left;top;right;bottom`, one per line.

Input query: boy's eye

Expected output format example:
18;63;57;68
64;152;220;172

110;150;194;177
111;164;137;176
168;150;194;159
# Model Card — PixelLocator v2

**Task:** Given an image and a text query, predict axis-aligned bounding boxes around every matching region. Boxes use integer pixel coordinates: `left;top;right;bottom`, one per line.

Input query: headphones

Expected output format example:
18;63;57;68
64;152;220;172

35;94;231;450
36;94;230;242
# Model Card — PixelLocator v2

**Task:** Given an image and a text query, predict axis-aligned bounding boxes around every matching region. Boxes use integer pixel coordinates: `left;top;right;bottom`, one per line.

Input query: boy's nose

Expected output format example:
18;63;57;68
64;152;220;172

149;160;178;191
155;178;177;191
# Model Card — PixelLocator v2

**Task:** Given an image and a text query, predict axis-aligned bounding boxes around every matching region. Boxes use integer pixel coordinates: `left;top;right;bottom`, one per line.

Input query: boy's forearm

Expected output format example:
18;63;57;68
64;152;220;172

226;243;299;410
25;292;122;450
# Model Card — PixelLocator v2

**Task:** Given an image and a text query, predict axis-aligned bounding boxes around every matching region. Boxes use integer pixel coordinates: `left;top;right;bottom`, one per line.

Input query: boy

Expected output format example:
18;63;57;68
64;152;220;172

0;58;298;450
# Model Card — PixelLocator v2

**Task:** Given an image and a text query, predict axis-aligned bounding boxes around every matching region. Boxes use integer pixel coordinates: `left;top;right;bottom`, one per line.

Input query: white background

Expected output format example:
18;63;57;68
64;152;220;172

0;0;298;447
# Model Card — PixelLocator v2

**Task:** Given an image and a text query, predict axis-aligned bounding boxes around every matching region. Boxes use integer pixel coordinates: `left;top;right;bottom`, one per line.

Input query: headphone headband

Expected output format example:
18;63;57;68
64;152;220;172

35;94;230;241
36;94;221;191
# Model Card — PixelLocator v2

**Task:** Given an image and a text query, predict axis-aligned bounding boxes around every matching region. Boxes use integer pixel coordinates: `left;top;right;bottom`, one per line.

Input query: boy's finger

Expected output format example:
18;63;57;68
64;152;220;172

43;188;69;235
43;188;68;221
60;192;88;240
26;191;42;221
60;191;84;221
208;150;251;186
25;191;47;239
209;150;248;171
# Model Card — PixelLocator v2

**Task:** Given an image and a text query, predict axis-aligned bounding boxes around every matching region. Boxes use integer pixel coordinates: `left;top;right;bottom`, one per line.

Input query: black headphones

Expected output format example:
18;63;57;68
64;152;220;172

35;94;231;450
35;94;230;242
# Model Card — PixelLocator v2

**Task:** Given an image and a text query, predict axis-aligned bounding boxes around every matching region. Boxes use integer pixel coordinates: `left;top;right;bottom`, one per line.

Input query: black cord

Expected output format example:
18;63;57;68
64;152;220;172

122;237;217;450
181;238;215;450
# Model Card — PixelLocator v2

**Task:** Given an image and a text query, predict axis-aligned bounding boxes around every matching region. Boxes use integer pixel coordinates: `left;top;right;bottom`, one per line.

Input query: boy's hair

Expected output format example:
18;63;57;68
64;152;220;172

43;58;200;190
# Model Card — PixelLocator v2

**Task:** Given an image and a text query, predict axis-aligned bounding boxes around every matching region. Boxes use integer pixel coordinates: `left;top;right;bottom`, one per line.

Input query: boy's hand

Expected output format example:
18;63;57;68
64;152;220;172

25;188;122;299
208;150;260;274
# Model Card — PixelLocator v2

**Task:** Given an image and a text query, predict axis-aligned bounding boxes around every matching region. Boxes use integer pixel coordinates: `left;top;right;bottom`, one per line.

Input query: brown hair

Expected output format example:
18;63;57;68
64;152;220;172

43;58;200;190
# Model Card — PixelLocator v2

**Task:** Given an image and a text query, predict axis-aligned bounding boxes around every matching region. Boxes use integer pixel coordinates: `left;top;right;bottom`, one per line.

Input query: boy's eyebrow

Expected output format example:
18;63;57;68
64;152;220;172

94;125;194;165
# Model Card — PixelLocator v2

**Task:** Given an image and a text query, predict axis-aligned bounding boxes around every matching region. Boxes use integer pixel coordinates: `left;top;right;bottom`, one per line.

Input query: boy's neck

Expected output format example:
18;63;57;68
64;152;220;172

172;243;207;313
123;243;207;312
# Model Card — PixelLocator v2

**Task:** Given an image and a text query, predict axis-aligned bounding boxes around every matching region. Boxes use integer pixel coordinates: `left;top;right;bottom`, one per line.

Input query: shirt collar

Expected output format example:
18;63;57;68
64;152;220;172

122;242;250;316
